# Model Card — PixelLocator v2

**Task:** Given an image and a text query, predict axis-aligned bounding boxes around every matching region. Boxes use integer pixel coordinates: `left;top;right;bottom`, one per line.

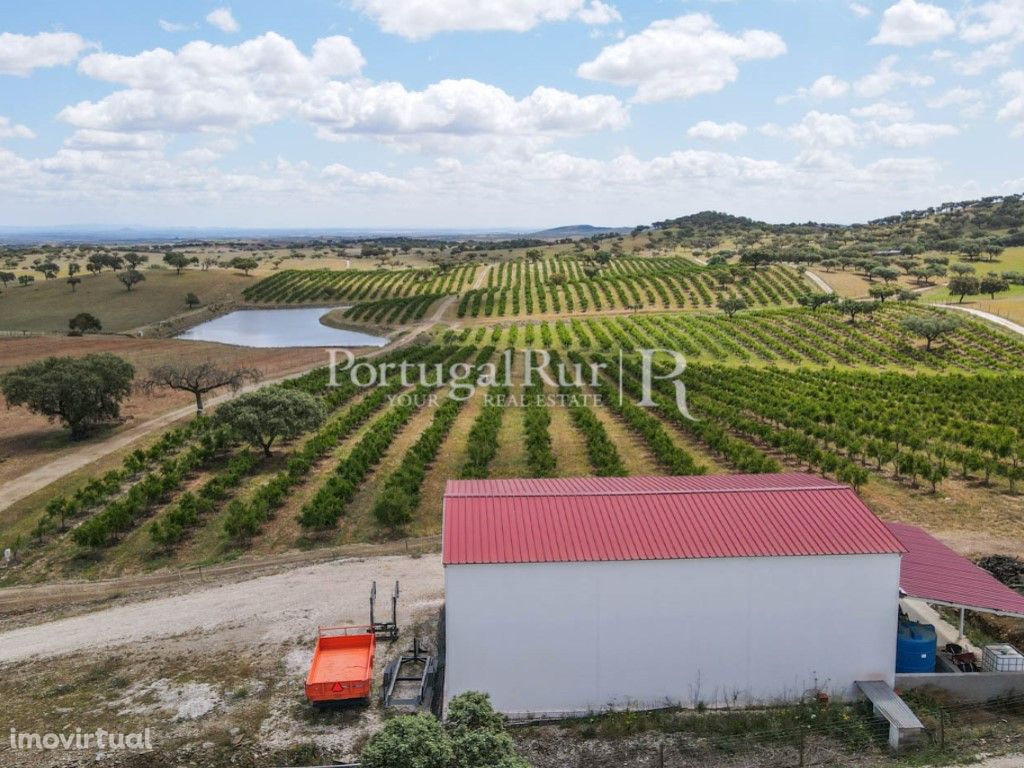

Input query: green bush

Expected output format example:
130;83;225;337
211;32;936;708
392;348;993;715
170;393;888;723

361;714;453;768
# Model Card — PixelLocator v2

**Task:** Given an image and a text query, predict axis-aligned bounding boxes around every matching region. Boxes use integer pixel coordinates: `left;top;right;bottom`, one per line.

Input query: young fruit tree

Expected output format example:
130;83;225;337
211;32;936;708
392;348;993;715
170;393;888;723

214;387;325;456
0;354;134;439
143;362;262;415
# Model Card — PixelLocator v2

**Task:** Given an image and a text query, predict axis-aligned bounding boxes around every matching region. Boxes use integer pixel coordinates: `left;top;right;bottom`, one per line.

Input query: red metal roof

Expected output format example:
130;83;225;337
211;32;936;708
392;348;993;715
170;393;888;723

443;473;905;565
886;522;1024;618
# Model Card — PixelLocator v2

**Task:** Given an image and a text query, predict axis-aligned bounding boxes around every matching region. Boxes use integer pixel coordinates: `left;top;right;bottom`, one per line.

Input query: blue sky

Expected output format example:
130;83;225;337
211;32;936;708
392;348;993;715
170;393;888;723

0;0;1021;228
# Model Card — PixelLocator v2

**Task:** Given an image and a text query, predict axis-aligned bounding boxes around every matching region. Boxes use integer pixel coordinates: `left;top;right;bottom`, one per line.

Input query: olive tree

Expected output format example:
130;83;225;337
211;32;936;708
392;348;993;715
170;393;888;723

717;296;747;318
797;293;836;311
0;354;134;439
833;298;879;323
979;274;1010;299
900;315;961;351
215;387;325;456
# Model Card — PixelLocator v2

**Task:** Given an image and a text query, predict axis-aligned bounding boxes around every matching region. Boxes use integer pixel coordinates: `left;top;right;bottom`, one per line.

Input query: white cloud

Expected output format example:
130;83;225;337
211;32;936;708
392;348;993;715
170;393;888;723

851;101;915;121
686;120;747;142
65;129;165;151
777;74;850;104
808;75;850;99
206;8;240;33
60;33;626;146
158;20;191;33
0;134;954;228
764;111;860;148
576;1;621;25
850;2;872;17
927;86;984;111
61;34;367;133
304;81;629;140
950;1;1024;77
854;55;934;97
959;0;1024;44
761;108;954;149
0;116;35;140
577;14;786;103
351;0;620;40
871;0;954;46
998;70;1024;136
0;31;91;76
868;121;959;147
954;40;1017;75
321;163;409;191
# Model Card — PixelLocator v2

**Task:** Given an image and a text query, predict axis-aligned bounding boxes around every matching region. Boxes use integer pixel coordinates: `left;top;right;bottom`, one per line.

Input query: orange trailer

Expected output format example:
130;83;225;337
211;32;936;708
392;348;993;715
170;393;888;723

304;626;376;703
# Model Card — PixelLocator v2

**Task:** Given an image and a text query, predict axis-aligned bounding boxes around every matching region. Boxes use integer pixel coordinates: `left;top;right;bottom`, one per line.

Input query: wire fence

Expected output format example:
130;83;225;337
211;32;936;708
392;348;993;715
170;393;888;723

510;693;1024;768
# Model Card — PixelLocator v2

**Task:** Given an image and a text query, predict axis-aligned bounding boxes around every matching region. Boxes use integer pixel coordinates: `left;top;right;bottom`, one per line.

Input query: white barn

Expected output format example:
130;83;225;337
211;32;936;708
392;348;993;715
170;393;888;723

442;473;905;717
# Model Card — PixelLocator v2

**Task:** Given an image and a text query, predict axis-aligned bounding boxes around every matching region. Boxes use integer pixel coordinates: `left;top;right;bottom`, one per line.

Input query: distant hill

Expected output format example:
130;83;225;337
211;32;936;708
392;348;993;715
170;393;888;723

526;224;631;239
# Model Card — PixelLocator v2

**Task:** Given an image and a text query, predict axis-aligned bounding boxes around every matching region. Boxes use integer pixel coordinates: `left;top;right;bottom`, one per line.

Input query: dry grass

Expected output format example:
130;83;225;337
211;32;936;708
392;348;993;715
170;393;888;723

410;388;487;537
331;394;448;547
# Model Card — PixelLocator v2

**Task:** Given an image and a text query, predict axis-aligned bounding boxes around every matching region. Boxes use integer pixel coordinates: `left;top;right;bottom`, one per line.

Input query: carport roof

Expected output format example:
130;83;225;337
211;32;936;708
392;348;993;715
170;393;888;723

886;522;1024;619
443;473;905;565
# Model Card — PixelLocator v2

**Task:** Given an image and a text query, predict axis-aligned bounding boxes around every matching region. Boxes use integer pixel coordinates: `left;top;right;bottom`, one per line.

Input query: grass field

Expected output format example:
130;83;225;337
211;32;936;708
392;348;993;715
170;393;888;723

0;269;255;333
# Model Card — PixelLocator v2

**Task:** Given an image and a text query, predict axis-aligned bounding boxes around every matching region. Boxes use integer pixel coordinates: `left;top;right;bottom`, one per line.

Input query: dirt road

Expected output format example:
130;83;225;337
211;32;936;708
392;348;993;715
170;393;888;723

0;364;319;516
0;553;443;664
804;270;834;294
939;303;1024;338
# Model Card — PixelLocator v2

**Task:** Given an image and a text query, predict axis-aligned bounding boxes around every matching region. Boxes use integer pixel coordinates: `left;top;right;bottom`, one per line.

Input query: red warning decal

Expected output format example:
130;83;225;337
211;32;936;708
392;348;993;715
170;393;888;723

331;682;344;692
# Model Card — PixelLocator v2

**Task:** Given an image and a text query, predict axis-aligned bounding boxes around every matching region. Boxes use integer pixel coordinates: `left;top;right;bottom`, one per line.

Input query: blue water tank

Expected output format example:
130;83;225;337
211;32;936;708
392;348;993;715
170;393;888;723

896;621;937;673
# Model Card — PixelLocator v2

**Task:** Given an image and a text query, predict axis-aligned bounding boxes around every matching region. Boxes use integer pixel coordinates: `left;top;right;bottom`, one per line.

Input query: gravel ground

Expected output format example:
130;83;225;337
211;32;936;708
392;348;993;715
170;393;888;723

0;553;443;664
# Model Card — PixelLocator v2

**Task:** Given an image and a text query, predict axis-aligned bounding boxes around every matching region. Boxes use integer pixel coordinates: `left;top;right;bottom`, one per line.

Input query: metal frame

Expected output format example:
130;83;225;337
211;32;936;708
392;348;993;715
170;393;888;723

370;580;400;641
382;637;437;708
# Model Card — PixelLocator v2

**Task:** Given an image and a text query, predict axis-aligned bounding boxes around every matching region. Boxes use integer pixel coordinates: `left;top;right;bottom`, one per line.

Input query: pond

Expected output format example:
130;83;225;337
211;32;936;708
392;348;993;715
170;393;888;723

176;307;389;348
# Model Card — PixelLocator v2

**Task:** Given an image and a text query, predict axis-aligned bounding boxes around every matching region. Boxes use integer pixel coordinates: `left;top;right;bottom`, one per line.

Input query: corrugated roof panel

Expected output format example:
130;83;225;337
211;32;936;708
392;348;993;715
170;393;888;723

887;522;1024;618
445;472;833;498
443;473;905;565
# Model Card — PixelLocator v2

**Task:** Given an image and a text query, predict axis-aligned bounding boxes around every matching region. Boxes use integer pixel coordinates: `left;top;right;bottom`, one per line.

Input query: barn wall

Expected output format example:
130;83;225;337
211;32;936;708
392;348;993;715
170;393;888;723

444;554;900;717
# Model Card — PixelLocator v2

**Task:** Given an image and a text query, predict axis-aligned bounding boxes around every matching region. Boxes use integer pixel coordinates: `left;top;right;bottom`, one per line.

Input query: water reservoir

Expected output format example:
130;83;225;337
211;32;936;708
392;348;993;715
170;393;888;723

896;621;936;673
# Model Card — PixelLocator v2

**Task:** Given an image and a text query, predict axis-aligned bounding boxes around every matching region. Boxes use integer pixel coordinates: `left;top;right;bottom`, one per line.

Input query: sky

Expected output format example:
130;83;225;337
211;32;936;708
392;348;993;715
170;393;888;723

0;0;1022;229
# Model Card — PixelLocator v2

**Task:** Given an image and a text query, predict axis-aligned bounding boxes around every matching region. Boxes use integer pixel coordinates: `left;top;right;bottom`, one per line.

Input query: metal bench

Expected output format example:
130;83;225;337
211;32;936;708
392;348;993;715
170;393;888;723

856;680;924;749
